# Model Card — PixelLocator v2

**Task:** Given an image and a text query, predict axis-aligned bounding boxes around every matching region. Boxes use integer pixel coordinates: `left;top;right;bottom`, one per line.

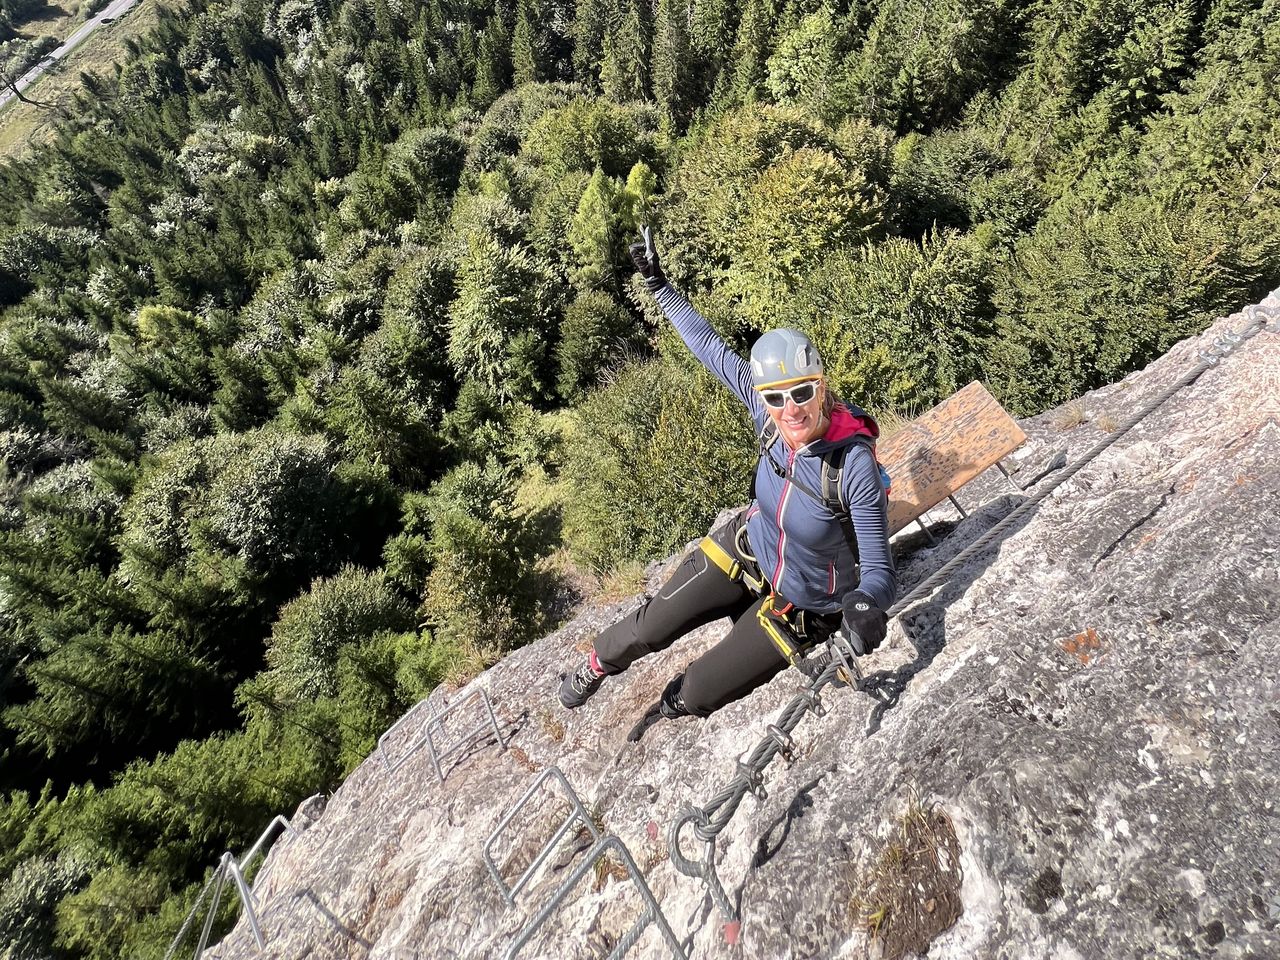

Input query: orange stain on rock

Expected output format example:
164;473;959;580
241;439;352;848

1059;627;1103;665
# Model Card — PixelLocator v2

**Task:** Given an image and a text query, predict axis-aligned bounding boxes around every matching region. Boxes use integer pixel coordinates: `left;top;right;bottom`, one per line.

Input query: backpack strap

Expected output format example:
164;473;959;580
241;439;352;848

821;436;877;568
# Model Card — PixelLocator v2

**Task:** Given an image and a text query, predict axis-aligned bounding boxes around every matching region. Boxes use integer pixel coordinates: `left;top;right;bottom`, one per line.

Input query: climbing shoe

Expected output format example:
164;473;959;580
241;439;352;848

559;655;607;709
627;674;692;742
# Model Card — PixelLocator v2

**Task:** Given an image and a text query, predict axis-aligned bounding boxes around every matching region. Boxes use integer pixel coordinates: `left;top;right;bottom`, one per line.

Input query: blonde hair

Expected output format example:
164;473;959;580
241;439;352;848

820;381;837;416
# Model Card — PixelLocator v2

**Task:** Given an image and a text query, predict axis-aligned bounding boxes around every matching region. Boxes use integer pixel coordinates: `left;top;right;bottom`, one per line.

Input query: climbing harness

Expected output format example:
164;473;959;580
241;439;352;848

668;301;1277;921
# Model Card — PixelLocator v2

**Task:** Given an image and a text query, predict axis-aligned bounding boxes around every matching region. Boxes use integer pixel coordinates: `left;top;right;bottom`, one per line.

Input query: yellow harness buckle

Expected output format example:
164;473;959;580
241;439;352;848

757;595;801;666
699;536;741;581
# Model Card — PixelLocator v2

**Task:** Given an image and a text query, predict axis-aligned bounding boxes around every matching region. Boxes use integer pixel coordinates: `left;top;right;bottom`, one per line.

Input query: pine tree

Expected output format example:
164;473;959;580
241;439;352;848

720;0;773;106
652;0;694;127
600;0;650;102
475;12;512;107
690;0;738;98
567;167;621;291
447;235;557;402
619;160;659;232
513;0;550;85
571;0;612;86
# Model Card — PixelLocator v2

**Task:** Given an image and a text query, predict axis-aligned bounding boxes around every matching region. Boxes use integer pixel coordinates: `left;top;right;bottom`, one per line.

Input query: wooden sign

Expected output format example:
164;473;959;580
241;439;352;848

878;381;1027;534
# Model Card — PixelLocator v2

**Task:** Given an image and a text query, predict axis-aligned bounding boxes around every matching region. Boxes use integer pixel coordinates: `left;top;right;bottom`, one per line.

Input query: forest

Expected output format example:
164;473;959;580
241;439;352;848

0;0;1277;954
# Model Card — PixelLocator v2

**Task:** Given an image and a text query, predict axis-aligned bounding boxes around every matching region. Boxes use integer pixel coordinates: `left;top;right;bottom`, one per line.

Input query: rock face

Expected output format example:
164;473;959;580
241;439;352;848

207;295;1280;960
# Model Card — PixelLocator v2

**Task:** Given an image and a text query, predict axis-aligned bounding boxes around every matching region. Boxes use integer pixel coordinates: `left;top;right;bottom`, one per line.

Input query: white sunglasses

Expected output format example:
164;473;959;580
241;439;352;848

760;380;821;409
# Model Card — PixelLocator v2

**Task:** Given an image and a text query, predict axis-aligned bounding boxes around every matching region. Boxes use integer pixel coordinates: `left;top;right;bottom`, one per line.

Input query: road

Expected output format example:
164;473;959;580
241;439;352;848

0;0;143;111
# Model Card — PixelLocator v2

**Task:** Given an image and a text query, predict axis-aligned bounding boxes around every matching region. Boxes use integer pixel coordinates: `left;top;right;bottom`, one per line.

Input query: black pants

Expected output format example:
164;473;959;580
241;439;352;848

594;516;839;717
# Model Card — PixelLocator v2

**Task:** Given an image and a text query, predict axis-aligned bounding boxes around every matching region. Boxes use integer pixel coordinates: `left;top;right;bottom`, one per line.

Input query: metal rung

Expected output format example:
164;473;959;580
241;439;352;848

484;766;601;907
193;853;266;958
377;688;508;781
996;460;1023;492
240;815;295;890
916;516;939;546
947;494;968;519
165;815;296;960
504;834;687;960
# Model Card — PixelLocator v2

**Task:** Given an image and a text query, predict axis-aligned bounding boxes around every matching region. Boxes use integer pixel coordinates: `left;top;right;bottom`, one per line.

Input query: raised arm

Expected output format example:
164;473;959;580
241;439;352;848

630;231;761;415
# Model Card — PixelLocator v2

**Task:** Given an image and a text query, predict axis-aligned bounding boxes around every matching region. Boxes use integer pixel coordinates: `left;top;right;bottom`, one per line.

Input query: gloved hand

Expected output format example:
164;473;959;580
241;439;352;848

627;225;666;292
841;591;887;655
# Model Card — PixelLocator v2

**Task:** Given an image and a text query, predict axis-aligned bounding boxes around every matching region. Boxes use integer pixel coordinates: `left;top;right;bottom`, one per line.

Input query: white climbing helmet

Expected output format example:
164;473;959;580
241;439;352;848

749;328;824;390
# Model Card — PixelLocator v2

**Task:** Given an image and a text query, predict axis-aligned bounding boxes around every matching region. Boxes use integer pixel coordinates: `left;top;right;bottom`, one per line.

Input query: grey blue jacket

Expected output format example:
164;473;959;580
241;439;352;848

653;284;897;615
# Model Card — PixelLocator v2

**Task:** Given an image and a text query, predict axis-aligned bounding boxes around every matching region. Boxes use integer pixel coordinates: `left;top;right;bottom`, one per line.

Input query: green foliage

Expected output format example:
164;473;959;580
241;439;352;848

731;145;883;323
466;82;586;173
1;0;1279;954
888;129;1004;236
618;161;658;232
556;290;641;399
562;356;754;568
0;849;91;960
571;0;612;86
766;6;839;113
836;0;1023;133
600;0;650;102
660;104;835;288
786;231;998;410
567;167;622;291
323;250;454;483
720;0;771;106
447;234;558;403
421;459;550;656
521;96;659;177
986;199;1272;413
258;565;415;703
474;12;513;108
513;0;551;85
652;0;695;126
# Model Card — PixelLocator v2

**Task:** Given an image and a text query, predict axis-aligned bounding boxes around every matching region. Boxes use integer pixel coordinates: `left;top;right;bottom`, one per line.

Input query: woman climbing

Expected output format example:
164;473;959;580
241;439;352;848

558;229;898;741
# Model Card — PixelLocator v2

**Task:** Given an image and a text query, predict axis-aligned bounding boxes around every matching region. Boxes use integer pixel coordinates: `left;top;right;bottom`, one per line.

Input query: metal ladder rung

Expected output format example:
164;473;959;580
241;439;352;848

164;815;296;960
377;688;507;781
484;765;600;906
503;834;687;960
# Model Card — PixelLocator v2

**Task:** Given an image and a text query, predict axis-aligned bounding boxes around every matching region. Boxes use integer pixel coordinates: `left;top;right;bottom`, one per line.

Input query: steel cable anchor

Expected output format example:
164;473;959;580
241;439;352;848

735;759;767;801
765;724;796;764
826;629;866;690
796;685;826;717
669;806;738;921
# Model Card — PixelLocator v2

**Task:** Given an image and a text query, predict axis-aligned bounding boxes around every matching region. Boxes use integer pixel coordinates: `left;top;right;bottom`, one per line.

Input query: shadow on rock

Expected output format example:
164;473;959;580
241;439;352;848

296;889;373;948
862;491;1036;736
751;772;829;869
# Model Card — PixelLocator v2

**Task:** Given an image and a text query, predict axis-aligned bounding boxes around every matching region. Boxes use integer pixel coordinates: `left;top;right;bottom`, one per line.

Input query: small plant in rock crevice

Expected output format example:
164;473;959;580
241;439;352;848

851;790;964;960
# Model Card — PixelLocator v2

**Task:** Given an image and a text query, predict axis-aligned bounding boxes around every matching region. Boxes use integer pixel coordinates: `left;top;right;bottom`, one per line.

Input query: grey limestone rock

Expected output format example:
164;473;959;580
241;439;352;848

206;294;1280;960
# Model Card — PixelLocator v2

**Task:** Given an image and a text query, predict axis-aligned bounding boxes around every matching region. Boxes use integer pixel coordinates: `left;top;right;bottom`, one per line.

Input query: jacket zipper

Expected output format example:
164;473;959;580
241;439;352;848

772;447;796;586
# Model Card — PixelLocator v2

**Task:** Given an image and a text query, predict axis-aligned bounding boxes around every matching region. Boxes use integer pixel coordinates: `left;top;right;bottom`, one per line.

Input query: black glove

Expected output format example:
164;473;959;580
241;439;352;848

627;673;689;742
627;225;666;292
841;591;887;655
